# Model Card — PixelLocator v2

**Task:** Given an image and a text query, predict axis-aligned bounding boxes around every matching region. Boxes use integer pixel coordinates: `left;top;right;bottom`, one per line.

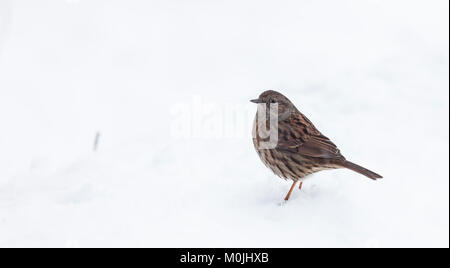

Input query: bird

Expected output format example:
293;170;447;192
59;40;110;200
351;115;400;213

251;90;382;201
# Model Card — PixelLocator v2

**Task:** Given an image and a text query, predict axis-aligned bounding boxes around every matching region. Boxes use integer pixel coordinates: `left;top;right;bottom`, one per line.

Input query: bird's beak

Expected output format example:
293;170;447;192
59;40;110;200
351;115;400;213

250;99;264;103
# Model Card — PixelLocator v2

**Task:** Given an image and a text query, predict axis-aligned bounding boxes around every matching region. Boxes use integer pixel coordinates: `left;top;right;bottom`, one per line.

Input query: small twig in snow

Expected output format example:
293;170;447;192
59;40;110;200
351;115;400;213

93;132;101;152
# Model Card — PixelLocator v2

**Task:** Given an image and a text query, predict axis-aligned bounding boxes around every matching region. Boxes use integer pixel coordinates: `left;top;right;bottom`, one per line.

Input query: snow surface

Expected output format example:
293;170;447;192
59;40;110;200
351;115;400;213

0;0;448;247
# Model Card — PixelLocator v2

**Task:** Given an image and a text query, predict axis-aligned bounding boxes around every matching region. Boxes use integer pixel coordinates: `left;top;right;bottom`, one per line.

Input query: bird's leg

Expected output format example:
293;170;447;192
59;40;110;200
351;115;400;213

298;181;303;190
284;181;298;201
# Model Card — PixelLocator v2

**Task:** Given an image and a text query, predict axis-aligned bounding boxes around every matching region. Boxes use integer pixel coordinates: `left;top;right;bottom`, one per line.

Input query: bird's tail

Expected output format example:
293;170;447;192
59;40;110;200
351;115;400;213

341;161;382;180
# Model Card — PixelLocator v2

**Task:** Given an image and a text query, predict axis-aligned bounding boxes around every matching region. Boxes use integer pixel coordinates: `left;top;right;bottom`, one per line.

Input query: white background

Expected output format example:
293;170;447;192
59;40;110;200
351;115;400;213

0;0;448;247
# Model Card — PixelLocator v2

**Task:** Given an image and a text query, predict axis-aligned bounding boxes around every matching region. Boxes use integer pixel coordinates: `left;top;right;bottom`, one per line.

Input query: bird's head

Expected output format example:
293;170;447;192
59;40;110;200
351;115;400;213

251;90;296;120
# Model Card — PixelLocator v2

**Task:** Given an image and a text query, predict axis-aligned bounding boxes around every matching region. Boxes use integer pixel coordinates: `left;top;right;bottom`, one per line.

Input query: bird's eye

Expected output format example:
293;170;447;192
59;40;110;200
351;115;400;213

270;99;276;103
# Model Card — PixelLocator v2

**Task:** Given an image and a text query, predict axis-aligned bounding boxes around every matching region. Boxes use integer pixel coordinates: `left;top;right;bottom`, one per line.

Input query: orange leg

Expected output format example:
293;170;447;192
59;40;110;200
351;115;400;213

284;181;298;201
298;181;303;190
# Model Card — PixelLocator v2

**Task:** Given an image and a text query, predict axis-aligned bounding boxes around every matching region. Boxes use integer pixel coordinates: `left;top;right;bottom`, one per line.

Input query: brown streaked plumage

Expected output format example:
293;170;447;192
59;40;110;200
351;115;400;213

251;90;382;201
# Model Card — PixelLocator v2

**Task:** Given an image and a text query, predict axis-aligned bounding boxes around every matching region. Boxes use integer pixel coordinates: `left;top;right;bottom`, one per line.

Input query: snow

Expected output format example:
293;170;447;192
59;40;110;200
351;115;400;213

0;0;448;247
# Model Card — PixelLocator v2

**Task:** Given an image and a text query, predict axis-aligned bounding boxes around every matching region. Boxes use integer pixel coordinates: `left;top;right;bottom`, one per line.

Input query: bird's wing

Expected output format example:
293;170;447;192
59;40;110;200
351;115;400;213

276;114;344;159
297;134;343;158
